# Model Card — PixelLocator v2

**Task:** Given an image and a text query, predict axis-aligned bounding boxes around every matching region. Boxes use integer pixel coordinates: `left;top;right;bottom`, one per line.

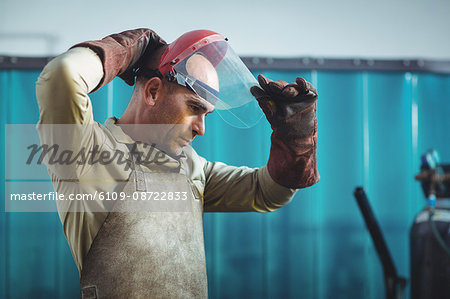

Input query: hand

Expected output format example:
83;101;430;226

71;29;166;91
251;74;316;118
251;74;318;148
251;74;319;189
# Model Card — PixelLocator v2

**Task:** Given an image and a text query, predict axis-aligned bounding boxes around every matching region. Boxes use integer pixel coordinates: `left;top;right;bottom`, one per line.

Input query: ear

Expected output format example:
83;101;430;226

143;77;163;106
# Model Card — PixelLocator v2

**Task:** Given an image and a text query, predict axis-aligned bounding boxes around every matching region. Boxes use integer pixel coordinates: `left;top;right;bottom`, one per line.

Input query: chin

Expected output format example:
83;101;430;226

165;144;184;158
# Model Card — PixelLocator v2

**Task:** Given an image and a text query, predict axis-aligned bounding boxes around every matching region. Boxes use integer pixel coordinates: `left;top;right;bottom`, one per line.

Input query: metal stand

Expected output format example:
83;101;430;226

354;187;407;299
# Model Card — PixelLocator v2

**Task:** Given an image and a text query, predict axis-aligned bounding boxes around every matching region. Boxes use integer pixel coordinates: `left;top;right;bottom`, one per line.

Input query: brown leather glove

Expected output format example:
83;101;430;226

71;28;166;91
251;75;319;189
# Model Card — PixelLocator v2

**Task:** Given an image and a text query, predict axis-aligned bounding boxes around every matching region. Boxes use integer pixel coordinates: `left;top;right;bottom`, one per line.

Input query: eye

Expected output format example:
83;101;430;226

190;105;201;113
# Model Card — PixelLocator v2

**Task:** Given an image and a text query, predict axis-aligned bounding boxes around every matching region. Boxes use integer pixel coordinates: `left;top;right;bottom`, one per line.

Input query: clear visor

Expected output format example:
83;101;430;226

173;41;263;128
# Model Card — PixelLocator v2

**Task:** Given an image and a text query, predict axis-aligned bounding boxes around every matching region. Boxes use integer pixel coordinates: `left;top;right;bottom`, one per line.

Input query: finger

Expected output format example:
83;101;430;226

250;86;276;118
250;86;267;99
268;80;288;94
257;74;272;92
295;77;309;95
305;80;318;97
281;84;300;98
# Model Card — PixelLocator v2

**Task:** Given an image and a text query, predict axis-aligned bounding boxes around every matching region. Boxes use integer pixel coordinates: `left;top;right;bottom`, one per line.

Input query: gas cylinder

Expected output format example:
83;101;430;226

410;200;450;299
410;150;450;299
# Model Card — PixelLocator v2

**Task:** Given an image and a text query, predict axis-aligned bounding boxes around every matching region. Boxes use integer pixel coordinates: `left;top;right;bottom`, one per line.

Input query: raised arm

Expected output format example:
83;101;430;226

35;29;166;177
36;28;166;125
36;47;103;125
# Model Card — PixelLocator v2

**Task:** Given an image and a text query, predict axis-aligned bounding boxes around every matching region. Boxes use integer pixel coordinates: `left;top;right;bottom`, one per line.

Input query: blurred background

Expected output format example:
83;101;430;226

1;0;450;298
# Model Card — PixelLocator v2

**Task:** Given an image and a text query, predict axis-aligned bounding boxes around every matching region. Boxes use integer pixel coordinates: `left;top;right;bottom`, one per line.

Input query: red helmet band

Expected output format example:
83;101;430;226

158;31;226;78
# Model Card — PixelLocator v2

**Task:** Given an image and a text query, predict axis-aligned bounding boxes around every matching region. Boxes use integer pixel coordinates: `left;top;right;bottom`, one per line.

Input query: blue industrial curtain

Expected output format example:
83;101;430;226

1;68;449;299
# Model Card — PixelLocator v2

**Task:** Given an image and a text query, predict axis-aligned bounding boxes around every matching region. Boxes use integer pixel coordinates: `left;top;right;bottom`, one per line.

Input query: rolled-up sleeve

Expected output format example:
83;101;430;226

203;161;297;212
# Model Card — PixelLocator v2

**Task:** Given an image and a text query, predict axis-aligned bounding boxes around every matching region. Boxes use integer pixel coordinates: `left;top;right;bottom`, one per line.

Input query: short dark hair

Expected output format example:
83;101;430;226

135;76;177;94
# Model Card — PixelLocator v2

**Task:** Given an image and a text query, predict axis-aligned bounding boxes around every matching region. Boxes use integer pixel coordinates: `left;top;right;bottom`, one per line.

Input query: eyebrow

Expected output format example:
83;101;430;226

187;98;215;114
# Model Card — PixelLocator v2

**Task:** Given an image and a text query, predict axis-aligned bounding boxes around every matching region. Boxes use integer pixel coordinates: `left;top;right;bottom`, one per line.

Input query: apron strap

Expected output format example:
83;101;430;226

125;143;147;192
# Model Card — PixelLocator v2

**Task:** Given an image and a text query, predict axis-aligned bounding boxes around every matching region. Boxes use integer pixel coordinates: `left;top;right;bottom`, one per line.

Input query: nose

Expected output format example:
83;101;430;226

192;114;205;136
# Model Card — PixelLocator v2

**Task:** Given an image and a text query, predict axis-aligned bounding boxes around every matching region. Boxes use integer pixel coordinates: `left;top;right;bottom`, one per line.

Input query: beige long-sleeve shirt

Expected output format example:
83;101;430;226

36;47;296;273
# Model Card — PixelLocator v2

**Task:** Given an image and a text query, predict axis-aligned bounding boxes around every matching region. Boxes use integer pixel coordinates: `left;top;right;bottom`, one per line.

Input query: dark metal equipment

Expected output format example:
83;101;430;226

411;150;450;299
354;187;407;299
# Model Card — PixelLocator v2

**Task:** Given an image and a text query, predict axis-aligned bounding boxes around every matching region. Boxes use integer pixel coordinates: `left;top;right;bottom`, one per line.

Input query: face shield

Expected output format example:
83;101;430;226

158;31;263;128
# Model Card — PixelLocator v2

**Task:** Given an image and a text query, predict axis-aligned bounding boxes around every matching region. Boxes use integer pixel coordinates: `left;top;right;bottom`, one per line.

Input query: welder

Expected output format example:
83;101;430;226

36;28;319;298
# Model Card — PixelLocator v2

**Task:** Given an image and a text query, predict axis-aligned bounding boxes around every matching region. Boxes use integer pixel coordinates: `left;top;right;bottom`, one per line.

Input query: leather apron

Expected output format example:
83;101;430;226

80;145;207;298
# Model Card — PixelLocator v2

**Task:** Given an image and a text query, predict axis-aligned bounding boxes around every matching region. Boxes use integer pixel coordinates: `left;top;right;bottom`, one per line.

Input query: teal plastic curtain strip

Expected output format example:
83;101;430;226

1;69;449;298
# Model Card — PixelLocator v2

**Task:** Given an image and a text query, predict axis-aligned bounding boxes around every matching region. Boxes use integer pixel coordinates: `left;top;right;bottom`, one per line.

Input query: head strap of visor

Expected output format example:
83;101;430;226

135;68;177;83
135;66;220;106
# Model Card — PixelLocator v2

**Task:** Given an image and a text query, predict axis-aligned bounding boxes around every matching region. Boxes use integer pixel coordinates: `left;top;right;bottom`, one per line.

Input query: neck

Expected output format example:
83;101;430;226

117;93;151;143
117;91;140;125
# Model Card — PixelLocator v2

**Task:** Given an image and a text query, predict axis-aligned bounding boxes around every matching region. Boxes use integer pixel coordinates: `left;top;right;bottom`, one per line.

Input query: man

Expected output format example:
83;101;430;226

36;28;319;298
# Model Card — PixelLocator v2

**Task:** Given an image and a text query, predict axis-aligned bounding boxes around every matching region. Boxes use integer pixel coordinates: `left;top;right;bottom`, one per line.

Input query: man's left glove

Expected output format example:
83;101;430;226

71;28;166;92
251;75;320;189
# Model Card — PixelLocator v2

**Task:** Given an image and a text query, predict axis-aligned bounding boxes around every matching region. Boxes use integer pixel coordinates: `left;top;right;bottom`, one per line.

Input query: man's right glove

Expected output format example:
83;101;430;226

251;75;319;189
71;28;167;92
